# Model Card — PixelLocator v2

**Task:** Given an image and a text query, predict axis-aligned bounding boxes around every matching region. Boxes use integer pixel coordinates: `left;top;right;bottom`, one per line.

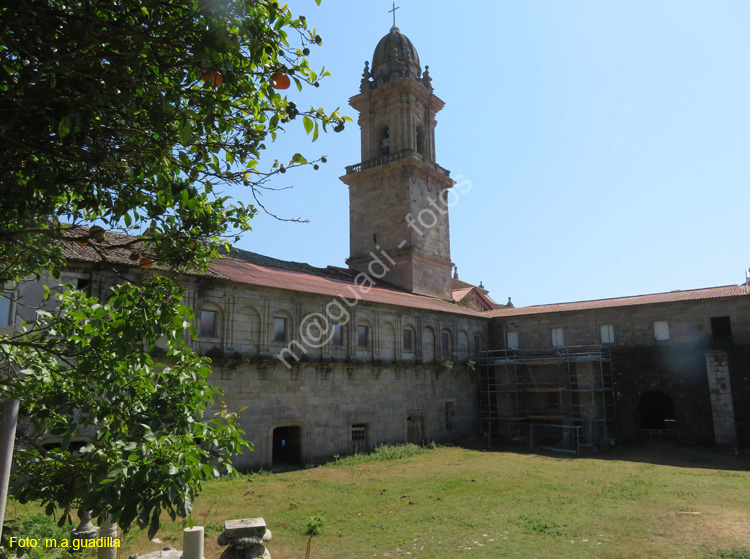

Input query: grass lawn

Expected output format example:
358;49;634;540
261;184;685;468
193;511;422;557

5;443;750;559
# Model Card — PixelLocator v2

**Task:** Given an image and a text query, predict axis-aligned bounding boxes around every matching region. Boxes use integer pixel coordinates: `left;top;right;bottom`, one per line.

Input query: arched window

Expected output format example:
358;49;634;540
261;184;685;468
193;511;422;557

357;320;372;352
374;123;390;158
457;331;469;360
402;325;416;354
380;127;390;155
199;304;222;339
237;305;261;351
473;333;484;358
273;312;292;344
422;327;436;363
441;329;453;360
416;124;425;156
381;322;396;360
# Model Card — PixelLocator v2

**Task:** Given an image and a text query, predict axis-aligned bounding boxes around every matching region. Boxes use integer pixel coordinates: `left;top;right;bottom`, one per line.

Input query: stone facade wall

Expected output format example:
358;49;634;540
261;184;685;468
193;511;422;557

12;269;486;469
490;295;750;445
491;297;750;350
180;277;486;468
215;362;478;470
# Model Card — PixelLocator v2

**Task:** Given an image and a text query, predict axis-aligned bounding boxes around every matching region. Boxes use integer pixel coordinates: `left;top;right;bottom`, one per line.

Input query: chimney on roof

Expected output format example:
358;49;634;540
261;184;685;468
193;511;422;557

745;268;750;285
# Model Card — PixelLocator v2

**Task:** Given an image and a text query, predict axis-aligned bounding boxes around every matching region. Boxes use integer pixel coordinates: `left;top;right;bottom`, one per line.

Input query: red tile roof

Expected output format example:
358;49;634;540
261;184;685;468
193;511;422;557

209;257;485;317
60;231;486;318
487;285;750;318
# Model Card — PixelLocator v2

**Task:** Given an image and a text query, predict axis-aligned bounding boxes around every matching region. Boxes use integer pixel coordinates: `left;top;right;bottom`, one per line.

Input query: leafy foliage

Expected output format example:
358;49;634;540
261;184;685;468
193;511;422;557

4;278;249;535
0;0;345;538
0;0;347;281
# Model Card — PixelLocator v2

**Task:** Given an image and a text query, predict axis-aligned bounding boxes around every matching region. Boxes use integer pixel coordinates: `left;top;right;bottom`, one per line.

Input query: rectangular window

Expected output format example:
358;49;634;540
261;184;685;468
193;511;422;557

506;331;519;349
403;329;413;352
200;310;217;338
600;324;615;344
551;327;565;347
0;294;11;327
711;316;732;341
332;323;343;346
273;317;287;343
654;321;670;341
357;325;369;348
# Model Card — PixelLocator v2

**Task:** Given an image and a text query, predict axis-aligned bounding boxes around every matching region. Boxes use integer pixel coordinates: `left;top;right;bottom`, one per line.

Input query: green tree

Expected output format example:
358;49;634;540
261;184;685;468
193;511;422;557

0;0;346;536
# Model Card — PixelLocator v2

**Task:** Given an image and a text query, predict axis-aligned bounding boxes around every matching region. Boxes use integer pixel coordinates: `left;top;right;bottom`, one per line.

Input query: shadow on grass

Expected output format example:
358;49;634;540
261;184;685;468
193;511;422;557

462;437;750;472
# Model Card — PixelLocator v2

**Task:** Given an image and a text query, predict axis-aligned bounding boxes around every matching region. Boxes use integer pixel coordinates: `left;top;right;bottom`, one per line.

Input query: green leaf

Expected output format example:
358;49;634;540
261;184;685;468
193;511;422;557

58;116;72;139
303;116;314;135
179;122;192;145
292;153;307;164
148;509;161;540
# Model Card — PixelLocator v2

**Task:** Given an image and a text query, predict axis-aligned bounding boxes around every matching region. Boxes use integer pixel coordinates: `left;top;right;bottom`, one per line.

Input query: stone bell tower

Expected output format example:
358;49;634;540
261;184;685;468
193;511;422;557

341;24;454;300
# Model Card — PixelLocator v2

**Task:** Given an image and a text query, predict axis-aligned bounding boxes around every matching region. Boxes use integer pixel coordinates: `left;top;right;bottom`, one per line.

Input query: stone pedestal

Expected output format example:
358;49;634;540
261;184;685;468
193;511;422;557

217;518;272;559
97;516;119;559
70;509;99;546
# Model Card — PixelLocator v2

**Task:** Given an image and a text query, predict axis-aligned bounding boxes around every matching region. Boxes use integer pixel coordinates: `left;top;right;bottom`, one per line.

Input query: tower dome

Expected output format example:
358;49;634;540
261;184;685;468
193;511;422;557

370;25;422;87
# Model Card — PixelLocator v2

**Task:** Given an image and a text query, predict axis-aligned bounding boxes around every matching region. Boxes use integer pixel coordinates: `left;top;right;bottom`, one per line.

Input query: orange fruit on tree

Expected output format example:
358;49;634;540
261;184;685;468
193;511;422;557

271;71;290;90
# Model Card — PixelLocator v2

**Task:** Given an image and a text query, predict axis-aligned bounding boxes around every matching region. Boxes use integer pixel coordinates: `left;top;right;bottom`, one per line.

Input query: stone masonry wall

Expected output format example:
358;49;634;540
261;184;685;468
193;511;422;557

490;295;750;446
181;277;487;469
213;361;478;471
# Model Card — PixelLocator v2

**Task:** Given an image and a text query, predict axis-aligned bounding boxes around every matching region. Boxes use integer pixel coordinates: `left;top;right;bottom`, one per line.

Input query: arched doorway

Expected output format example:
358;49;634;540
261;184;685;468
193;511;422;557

639;390;676;439
272;426;302;469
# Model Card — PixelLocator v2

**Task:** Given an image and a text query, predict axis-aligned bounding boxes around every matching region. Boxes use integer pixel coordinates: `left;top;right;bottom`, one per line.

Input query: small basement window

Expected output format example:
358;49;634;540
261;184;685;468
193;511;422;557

654;321;670;341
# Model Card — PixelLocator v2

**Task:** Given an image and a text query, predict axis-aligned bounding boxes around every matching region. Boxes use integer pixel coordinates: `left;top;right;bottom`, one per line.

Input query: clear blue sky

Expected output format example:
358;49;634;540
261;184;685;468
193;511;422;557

231;0;750;307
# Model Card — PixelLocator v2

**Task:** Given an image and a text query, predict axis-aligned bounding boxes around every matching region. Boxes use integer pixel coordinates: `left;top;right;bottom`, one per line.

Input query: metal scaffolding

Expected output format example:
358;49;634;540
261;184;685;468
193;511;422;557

479;345;616;455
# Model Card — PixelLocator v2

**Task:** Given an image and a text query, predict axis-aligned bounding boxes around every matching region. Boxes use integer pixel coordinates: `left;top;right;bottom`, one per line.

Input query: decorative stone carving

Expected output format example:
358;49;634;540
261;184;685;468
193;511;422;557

360;61;372;92
422;66;433;91
217;518;272;559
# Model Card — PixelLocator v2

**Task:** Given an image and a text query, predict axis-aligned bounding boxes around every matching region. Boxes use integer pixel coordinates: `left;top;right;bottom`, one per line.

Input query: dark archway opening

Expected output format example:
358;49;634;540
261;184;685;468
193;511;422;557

639;390;676;439
272;426;302;469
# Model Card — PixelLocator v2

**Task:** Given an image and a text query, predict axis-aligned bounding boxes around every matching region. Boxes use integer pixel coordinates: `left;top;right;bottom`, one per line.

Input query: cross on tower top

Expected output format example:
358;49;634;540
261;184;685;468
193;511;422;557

389;2;400;27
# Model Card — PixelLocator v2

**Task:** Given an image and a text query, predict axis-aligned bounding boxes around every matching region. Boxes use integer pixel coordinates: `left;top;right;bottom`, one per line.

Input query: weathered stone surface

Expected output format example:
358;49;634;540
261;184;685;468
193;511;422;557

228;537;263;550
224;518;266;539
220;547;270;559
